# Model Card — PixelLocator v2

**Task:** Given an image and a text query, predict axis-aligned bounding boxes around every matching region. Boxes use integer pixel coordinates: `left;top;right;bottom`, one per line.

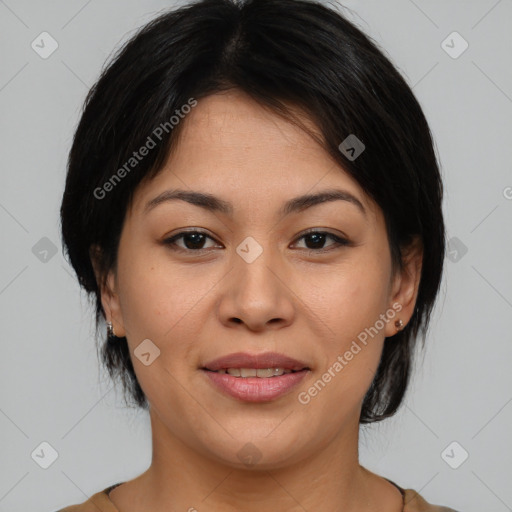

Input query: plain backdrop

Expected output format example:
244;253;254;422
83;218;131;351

1;1;511;511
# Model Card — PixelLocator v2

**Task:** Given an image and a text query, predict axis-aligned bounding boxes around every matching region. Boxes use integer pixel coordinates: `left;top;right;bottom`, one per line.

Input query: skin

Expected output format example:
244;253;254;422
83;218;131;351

96;89;423;512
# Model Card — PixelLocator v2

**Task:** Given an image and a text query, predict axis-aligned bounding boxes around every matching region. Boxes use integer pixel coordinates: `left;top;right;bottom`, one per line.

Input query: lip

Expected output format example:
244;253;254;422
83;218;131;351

201;368;310;402
202;351;310;372
200;351;311;403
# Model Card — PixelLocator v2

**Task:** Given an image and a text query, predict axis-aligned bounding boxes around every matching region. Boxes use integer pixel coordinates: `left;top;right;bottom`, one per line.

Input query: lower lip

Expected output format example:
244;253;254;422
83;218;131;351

201;369;309;402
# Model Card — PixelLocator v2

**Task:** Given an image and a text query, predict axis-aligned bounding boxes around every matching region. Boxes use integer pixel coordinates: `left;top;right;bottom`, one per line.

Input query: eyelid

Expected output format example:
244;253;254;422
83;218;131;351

296;227;348;240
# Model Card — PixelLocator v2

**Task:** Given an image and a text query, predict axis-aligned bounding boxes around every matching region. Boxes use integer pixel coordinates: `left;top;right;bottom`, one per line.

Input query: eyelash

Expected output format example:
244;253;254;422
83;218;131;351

162;229;350;254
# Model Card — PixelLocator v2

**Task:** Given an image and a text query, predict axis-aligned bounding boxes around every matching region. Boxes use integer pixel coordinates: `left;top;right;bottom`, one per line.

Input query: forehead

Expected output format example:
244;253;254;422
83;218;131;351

181;90;319;146
130;90;378;221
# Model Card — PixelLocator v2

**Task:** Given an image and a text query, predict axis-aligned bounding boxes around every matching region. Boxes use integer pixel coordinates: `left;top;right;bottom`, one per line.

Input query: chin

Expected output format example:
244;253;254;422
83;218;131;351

197;429;311;470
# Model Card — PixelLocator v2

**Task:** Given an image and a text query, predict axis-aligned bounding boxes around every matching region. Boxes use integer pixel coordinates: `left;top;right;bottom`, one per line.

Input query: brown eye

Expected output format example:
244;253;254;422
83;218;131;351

163;229;350;254
293;230;350;252
163;230;220;251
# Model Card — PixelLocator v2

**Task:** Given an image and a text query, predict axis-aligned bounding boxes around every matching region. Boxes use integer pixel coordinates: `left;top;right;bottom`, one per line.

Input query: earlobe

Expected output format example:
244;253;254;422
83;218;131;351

90;245;127;338
102;271;126;338
385;236;423;337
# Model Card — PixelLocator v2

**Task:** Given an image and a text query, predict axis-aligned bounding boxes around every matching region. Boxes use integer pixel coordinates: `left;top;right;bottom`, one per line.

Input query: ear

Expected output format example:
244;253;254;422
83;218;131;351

90;245;127;338
384;235;423;338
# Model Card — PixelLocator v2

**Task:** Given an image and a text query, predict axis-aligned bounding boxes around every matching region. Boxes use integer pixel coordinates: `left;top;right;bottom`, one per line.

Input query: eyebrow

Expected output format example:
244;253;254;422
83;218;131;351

143;187;367;218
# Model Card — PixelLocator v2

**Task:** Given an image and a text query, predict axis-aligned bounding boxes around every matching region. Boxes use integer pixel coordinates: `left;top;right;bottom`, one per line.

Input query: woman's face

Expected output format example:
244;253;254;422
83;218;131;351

101;89;421;469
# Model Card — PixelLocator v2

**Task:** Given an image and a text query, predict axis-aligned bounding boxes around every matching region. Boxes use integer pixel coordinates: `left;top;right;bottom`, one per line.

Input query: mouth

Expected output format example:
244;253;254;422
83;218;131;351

200;352;311;402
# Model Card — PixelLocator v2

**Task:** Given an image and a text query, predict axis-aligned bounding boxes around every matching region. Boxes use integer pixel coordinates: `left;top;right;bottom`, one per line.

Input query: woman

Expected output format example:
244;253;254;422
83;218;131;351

58;0;459;510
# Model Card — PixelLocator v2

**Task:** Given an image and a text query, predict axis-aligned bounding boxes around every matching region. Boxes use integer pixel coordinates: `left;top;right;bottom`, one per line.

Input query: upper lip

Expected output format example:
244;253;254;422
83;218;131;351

202;352;310;372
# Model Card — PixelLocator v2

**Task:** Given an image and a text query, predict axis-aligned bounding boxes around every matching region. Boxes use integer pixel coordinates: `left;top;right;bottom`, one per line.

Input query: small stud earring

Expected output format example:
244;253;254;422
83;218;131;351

394;319;404;331
107;321;116;338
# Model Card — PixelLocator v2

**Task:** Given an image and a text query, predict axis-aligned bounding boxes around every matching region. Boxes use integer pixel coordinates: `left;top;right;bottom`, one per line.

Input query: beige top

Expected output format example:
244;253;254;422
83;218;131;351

56;480;460;512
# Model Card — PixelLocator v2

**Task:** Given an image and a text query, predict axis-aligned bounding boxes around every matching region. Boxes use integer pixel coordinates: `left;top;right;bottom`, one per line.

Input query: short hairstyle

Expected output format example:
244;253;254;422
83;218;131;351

60;0;446;423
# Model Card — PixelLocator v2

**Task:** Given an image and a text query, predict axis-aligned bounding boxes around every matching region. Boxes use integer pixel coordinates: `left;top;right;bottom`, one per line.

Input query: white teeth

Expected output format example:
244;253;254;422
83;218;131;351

216;368;294;377
238;368;255;377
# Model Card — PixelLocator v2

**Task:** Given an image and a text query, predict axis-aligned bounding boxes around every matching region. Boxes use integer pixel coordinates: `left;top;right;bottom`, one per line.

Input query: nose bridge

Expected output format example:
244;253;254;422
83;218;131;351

233;233;281;296
218;232;294;329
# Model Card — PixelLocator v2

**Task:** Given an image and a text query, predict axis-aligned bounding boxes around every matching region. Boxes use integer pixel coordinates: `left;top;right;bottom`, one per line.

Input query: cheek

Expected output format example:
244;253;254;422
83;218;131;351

297;254;390;380
115;249;208;394
116;246;219;343
302;256;390;333
115;243;176;337
301;268;388;416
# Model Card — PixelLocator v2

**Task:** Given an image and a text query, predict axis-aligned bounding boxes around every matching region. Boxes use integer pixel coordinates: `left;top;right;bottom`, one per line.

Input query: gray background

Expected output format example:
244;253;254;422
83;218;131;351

1;1;511;511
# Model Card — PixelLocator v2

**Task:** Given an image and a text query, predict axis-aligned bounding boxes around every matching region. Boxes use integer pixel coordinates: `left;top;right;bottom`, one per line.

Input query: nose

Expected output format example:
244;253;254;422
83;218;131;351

217;242;295;332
